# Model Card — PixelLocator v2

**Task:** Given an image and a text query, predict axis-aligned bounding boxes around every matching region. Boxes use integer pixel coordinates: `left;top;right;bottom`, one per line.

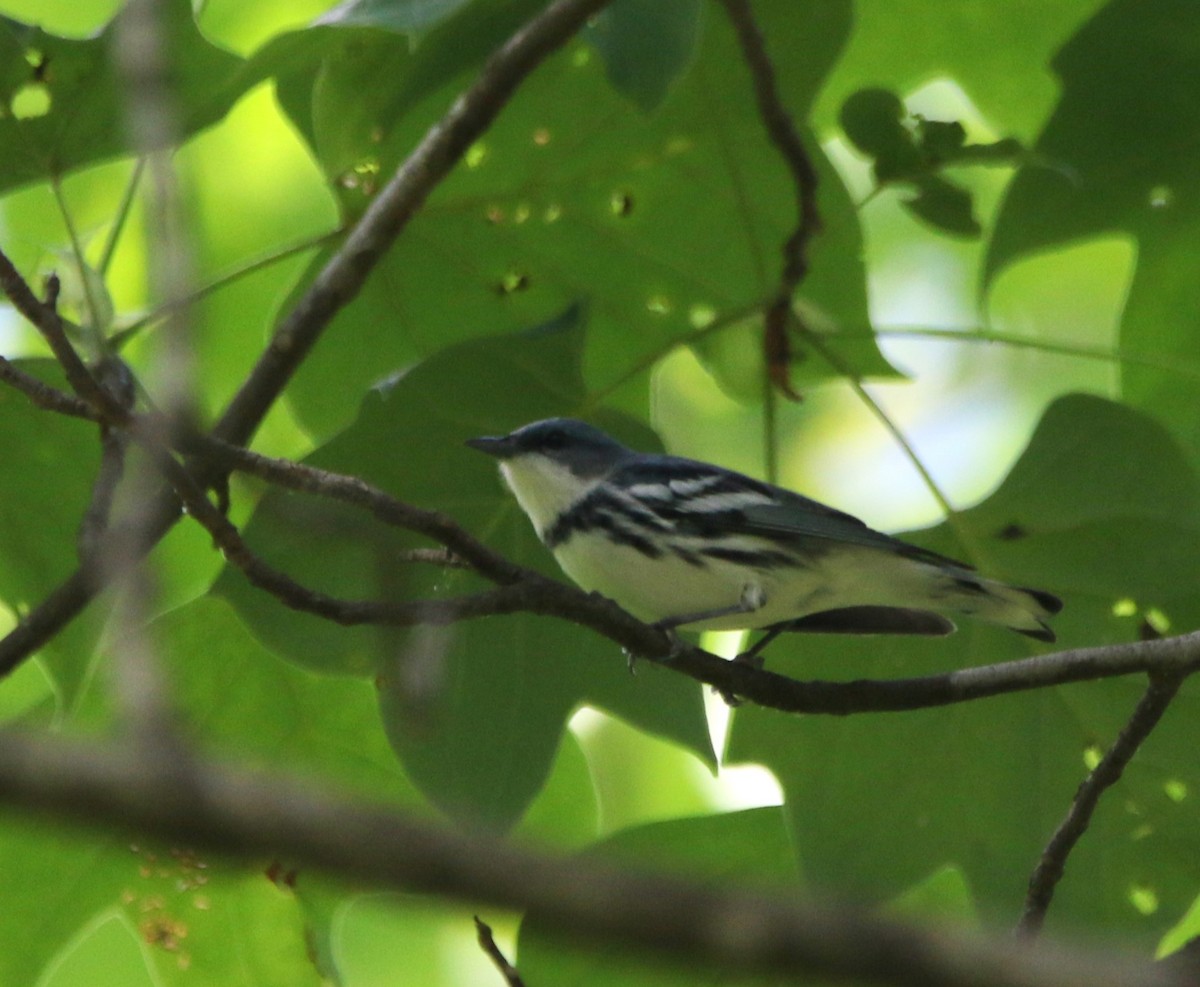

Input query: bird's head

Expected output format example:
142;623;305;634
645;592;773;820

467;419;632;531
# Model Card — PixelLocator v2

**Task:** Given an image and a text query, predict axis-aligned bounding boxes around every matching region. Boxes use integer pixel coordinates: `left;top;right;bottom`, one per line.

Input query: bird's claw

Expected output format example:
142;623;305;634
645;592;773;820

715;685;743;707
732;649;765;671
650;624;686;658
714;647;766;706
625;625;685;674
622;646;639;675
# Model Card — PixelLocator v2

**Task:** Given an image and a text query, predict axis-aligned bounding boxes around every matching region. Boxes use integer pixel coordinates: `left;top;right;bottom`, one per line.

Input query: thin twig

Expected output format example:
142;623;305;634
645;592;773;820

874;326;1200;382
175;431;526;585
49;176;107;353
112;227;342;349
717;0;821;400
796;326;996;568
78;360;138;569
143;434;544;629
0;252;117;415
77;417;132;561
0;357;98;420
98;158;146;278
1017;672;1186;937
475;917;525;987
0;729;1183;987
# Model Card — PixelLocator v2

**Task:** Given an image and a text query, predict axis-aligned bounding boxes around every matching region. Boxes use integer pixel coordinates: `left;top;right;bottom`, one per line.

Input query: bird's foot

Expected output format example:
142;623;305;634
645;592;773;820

731;649;765;671
715;642;768;706
625;626;685;675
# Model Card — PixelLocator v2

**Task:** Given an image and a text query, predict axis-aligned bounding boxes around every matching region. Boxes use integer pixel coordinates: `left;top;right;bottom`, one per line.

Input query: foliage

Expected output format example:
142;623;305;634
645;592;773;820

0;0;1199;984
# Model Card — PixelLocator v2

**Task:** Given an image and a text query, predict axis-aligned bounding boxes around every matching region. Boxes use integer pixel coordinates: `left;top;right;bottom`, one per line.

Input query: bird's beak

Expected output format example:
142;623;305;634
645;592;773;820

465;434;515;458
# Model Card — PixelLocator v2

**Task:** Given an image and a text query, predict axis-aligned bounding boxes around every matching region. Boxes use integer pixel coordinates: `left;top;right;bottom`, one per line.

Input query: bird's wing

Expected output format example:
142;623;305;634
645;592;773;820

615;456;968;569
739;498;967;567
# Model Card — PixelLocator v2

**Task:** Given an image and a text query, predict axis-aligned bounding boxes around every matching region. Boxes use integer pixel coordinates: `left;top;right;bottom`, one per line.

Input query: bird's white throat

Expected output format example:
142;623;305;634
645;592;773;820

499;456;597;539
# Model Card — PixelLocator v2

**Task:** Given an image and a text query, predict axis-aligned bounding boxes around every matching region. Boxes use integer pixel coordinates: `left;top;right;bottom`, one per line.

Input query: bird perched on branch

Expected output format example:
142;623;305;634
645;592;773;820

467;418;1061;663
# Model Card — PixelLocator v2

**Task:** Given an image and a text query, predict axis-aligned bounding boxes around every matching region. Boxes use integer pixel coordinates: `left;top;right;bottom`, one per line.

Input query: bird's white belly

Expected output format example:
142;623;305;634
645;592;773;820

550;536;821;630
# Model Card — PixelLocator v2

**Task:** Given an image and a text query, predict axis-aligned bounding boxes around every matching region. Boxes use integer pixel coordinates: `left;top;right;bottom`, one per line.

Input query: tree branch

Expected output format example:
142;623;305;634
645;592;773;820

0;258;117;414
475;917;525;987
3;333;1197;718
717;0;821;399
1017;671;1187;936
176;431;527;586
0;728;1181;987
0;357;98;421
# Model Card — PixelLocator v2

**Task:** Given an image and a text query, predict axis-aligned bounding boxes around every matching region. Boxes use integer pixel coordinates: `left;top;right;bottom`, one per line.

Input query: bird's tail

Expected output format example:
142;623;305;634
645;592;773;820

952;575;1063;642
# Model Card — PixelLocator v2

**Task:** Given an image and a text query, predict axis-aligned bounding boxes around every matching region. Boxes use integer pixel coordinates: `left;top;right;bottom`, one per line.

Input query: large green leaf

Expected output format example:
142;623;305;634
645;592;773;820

0;815;323;987
729;394;1200;941
0;1;244;193
0;360;107;704
258;0;892;437
0;819;132;987
519;808;798;986
984;0;1200;463
0;361;98;605
217;312;712;827
153;596;421;803
120;860;323;987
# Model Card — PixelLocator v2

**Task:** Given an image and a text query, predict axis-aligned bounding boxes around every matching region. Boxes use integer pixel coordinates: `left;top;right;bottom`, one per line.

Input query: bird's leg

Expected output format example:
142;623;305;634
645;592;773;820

734;623;787;669
624;626;686;675
648;585;771;706
652;583;768;633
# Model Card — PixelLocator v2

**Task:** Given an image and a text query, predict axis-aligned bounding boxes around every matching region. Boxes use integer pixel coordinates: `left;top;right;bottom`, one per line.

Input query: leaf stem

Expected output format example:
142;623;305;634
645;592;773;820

877;325;1200;380
50;176;106;355
97;158;146;278
112;226;343;348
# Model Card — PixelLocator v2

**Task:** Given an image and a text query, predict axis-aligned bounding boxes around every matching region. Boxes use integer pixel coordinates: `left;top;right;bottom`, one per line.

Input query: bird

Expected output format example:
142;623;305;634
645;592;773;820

466;418;1061;662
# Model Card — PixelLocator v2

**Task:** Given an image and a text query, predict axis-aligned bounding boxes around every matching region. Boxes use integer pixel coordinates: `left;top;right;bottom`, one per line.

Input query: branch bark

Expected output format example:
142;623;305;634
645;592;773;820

717;0;821;400
1017;672;1187;936
0;728;1182;987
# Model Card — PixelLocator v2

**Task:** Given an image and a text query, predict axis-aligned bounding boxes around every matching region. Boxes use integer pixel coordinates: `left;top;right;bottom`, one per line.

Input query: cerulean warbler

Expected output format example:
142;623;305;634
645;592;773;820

467;418;1061;659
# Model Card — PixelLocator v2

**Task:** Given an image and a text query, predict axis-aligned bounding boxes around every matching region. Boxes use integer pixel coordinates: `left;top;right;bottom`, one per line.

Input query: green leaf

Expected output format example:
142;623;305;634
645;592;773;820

0;360;98;604
153;596;422;803
0;360;107;705
0;1;244;193
122;860;324;987
903;174;981;238
839;87;909;159
728;394;1200;941
0;819;131;987
519;808;798;986
838;86;1017;238
293;0;550;186
586;0;704;112
984;0;1200;462
0;783;322;987
218;312;712;827
260;0;893;438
